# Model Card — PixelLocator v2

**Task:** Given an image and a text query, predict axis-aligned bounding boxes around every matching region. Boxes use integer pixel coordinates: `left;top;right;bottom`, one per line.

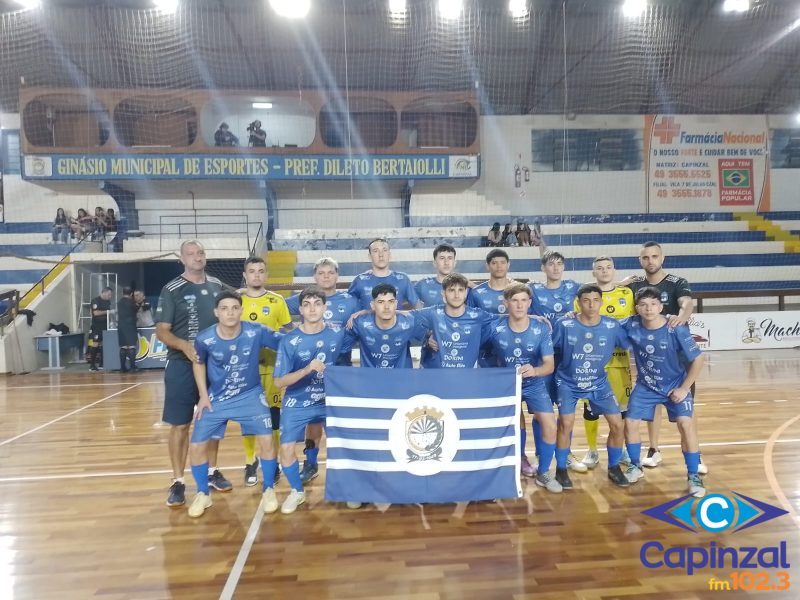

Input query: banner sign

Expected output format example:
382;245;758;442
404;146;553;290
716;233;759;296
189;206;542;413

689;311;800;351
21;153;479;181
324;367;521;505
645;115;770;211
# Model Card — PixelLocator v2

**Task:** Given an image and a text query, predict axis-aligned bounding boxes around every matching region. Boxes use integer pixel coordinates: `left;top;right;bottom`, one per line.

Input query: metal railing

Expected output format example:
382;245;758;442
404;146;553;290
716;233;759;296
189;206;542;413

157;213;259;251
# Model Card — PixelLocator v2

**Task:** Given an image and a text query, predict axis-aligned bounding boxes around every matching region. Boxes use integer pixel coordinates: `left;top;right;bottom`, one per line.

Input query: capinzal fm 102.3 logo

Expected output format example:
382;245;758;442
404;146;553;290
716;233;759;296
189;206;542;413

640;492;789;575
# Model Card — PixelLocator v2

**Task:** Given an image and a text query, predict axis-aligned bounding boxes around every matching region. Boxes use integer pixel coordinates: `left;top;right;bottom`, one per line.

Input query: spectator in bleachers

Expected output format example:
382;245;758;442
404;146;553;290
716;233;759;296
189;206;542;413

214;122;239;147
501;223;516;247
71;208;93;239
105;208;118;232
52;208;69;243
516;220;532;247
247;120;267;147
92;207;107;241
487;222;503;247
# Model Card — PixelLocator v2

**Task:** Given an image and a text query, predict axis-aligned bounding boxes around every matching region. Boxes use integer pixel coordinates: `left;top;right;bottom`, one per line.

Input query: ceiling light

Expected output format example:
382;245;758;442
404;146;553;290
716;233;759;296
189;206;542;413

389;0;407;17
153;0;179;13
722;0;749;13
14;0;41;9
438;0;462;20
269;0;311;19
509;0;529;19
252;102;273;109
622;0;646;18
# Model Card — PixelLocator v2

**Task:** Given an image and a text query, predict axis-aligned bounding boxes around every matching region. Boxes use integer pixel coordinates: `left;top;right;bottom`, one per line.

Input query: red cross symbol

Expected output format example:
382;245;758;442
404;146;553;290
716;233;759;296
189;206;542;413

653;116;681;144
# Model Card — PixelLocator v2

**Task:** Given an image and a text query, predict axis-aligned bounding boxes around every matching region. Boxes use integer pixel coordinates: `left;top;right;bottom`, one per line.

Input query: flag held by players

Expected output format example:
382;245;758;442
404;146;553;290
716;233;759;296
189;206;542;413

324;367;521;504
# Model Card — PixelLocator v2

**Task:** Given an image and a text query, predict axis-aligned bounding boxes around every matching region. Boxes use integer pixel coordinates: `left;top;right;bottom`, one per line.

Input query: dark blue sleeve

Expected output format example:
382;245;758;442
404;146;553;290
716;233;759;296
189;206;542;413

285;294;300;316
341;324;357;354
480;312;496;345
195;334;209;363
616;320;633;350
273;337;293;378
551;322;563;354
402;275;420;307
675;325;702;362
260;326;282;351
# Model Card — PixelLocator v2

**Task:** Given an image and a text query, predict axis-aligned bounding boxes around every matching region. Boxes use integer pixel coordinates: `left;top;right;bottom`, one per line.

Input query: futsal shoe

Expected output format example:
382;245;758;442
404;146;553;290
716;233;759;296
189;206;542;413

620;447;632;465
688;474;706;498
209;469;233;492
581;450;600;470
520;455;536;478
555;467;573;490
346;501;363;509
697;459;708;475
641;448;662;468
624;464;645;484
299;461;319;484
261;488;279;514
608;464;630;487
188;493;213;518
567;453;588;473
281;490;306;514
166;480;186;507
534;471;563;493
244;460;258;487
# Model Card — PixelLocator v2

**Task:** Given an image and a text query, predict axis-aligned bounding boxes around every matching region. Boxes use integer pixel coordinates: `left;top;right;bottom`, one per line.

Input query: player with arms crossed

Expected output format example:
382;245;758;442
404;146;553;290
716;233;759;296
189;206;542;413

273;286;348;514
551;284;630;490
239;256;292;488
187;292;283;517
621;286;705;497
488;283;560;492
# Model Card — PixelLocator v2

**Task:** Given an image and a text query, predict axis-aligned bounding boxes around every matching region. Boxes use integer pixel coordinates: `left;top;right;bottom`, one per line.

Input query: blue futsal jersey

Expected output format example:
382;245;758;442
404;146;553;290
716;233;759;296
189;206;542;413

348;270;420;310
412;306;495;368
194;321;282;403
468;281;508;315
286;291;359;332
528;280;580;321
345;313;422;368
551;316;629;393
274;326;347;408
622;317;702;395
488;319;554;395
415;276;444;307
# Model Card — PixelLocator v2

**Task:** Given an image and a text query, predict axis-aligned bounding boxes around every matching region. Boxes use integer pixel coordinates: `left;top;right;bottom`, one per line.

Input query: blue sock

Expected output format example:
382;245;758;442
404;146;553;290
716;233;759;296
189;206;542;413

260;458;278;491
627;442;642;467
607;445;623;468
191;462;209;494
538;442;556;475
532;419;543;458
520;425;528;457
283;460;304;492
555;447;569;469
684;451;701;476
306;447;320;466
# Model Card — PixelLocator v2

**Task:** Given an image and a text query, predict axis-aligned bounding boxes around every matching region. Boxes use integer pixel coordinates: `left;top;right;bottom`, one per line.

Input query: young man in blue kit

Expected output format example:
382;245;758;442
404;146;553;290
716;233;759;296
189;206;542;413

487;283;561;493
415;244;458;307
187;291;283;518
273;286;348;514
348;238;421;311
551;284;630;490
621;286;706;497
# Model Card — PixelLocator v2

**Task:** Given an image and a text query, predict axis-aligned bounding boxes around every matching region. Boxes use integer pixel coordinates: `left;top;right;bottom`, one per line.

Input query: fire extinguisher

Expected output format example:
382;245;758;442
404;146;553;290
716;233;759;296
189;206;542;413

514;164;521;188
523;166;530;182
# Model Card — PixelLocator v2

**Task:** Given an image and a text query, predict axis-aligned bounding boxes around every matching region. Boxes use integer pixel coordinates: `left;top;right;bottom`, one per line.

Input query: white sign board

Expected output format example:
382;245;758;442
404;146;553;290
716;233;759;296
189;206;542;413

689;311;800;351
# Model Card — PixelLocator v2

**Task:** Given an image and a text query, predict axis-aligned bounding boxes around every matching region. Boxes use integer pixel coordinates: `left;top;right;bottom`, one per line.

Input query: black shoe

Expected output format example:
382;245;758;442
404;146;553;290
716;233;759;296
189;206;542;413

208;469;233;492
166;480;186;506
244;460;258;487
555;467;573;490
89;365;99;372
608;464;630;487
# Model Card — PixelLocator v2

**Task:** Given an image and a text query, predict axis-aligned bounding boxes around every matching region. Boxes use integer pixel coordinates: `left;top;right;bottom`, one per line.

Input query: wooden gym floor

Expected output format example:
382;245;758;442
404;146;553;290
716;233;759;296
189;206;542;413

0;348;798;599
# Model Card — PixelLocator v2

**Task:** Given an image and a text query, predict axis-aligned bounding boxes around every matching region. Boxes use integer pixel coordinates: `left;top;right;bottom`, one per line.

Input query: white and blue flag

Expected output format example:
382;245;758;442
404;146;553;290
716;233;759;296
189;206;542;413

324;367;521;504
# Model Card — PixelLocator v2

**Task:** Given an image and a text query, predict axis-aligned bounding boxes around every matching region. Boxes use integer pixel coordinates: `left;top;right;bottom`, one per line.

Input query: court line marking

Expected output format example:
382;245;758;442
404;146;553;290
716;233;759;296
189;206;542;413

0;381;161;390
219;507;264;600
764;413;800;530
3;437;800;483
0;383;141;447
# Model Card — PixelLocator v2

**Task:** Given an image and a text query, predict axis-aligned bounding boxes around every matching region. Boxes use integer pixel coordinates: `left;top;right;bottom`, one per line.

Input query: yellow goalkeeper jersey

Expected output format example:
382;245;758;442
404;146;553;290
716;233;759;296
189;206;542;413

239;289;291;371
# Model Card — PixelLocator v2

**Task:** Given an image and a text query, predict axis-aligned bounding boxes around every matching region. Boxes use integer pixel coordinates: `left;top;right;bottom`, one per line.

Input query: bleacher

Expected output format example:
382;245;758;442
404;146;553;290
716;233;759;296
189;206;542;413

274;212;800;306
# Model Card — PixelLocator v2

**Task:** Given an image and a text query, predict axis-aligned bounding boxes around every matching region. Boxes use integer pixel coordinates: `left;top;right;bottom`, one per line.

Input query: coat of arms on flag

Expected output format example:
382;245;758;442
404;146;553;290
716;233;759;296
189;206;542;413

324;367;521;504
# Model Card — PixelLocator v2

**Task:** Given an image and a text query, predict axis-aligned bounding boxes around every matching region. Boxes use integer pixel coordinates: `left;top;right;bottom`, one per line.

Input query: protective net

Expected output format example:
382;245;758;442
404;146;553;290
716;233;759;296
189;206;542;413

0;0;798;313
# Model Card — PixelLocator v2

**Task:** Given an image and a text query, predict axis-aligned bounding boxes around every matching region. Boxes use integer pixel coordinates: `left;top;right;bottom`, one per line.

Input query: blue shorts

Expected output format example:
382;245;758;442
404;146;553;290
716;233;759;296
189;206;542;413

190;393;272;444
627;384;693;423
556;380;620;416
542;373;558;403
280;405;326;444
522;385;554;414
163;359;199;426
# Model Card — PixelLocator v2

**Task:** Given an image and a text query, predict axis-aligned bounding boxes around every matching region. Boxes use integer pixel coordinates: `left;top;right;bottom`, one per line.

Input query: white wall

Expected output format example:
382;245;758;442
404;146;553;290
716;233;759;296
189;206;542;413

2;175;117;224
769;171;800;212
0;265;77;373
